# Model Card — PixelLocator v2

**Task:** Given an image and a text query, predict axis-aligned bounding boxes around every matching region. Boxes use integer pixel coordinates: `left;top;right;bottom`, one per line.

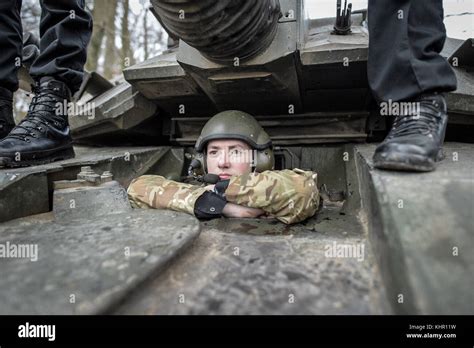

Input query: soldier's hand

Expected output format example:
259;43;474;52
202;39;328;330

222;203;265;218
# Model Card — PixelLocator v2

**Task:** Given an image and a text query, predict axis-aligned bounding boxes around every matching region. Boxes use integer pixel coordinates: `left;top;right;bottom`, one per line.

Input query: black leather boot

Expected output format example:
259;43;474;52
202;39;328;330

0;77;75;168
0;86;15;140
373;93;448;172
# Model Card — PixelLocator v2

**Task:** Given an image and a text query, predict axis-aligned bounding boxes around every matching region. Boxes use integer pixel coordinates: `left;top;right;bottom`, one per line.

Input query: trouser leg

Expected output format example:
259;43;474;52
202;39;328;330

30;0;93;94
367;0;457;102
0;0;23;93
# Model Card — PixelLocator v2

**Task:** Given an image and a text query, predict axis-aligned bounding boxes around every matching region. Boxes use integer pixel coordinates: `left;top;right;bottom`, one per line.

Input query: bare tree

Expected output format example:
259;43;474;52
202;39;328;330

86;0;108;72
103;0;119;79
121;0;135;68
20;0;167;80
142;0;149;61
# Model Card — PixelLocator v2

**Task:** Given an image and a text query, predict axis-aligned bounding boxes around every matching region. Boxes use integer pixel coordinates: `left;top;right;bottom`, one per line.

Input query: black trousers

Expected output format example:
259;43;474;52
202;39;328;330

367;0;457;102
0;0;92;94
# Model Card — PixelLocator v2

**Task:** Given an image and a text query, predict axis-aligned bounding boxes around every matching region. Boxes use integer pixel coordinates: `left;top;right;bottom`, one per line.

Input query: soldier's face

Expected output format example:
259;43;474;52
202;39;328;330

206;139;253;180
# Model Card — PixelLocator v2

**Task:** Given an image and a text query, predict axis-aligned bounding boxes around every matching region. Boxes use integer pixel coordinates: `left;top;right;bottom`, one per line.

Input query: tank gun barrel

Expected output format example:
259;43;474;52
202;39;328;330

151;0;281;63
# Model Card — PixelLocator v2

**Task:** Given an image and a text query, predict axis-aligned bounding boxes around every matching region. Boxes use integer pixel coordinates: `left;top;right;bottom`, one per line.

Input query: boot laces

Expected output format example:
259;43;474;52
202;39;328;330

5;85;66;142
387;101;442;139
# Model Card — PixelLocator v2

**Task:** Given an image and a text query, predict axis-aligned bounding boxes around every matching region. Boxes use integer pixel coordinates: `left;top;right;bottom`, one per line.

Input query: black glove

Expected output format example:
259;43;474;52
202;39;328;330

194;191;227;220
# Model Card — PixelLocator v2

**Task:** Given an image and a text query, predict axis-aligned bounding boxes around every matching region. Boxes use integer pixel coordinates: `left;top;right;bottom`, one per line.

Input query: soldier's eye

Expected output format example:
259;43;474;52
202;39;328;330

230;149;242;156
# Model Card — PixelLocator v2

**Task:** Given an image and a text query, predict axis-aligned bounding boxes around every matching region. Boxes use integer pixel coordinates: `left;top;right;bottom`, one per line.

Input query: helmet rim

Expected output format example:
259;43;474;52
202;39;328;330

195;133;272;152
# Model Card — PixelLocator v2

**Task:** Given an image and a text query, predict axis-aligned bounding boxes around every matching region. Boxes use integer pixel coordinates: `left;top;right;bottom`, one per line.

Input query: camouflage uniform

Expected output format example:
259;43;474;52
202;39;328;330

127;168;320;225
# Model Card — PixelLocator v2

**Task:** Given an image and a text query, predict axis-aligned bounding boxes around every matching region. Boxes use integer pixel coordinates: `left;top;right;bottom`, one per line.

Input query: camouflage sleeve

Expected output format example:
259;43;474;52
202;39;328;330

127;175;208;216
224;169;320;224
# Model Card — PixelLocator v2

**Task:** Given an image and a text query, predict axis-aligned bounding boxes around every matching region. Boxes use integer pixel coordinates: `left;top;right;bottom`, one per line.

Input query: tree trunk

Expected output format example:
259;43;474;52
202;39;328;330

85;0;108;72
103;0;119;79
143;3;149;61
121;0;134;69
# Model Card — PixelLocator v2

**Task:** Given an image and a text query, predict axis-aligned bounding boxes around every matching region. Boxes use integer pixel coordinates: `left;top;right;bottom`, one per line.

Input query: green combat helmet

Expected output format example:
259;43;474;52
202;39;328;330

194;110;275;174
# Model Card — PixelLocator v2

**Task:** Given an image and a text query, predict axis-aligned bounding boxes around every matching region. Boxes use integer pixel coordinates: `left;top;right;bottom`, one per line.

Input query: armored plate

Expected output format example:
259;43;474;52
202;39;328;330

0;146;183;223
115;204;389;315
0;210;200;315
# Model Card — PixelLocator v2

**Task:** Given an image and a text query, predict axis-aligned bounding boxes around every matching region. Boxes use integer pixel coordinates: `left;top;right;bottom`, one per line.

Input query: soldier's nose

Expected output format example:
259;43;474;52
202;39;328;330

218;152;230;168
218;159;230;168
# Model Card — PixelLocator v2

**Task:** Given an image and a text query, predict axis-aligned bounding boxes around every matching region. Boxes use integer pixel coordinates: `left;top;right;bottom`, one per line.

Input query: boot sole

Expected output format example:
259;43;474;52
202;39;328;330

0;146;75;168
373;149;444;173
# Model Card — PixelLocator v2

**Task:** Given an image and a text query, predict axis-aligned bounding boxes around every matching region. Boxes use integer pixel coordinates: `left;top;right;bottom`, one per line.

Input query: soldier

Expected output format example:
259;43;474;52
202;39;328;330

128;110;320;225
0;0;92;167
368;0;457;171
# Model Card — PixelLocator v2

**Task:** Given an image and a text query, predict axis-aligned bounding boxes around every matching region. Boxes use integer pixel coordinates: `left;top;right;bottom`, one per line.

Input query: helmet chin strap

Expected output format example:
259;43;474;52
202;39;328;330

251;149;258;172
